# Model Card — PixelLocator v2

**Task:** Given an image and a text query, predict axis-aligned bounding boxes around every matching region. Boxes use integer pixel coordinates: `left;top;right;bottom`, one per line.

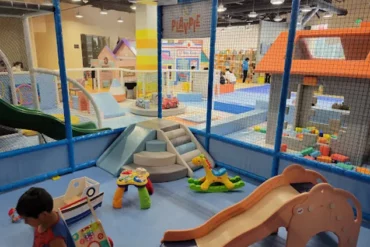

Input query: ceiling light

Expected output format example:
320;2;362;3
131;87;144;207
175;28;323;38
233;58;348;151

100;9;108;15
117;17;124;23
274;15;283;22
323;12;333;18
271;0;284;5
130;4;137;10
75;11;83;18
72;0;81;2
248;11;258;18
218;4;227;12
301;5;311;13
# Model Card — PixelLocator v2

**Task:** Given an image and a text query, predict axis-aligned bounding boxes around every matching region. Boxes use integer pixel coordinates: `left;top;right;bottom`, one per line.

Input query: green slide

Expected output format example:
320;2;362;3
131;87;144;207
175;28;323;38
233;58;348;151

0;98;110;140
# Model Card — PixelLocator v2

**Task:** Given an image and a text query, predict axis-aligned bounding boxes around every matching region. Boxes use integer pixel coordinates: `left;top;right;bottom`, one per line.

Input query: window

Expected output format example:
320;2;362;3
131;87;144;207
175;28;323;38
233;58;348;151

81;34;110;67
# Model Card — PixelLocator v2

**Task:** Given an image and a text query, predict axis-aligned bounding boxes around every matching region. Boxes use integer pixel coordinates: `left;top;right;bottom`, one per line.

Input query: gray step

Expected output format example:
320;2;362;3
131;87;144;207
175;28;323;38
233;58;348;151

123;163;188;183
161;124;181;133
146;140;167;152
133;151;176;167
181;149;201;163
166;128;186;140
171;135;191;147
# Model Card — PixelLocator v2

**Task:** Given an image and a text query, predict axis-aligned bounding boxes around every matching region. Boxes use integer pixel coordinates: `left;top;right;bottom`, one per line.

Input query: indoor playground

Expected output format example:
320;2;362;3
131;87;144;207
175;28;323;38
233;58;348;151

1;0;370;247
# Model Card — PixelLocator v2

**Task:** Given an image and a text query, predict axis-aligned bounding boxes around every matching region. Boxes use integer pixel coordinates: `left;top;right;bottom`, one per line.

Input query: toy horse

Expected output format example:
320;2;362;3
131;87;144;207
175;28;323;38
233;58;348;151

188;154;245;192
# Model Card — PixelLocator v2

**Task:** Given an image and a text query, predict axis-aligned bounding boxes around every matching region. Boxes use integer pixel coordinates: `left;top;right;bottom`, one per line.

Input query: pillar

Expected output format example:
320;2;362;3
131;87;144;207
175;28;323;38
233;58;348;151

136;4;158;71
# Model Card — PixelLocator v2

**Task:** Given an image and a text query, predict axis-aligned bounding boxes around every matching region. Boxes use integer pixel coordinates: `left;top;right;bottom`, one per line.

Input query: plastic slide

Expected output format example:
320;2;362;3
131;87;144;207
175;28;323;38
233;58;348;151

0;98;109;140
97;124;156;176
91;92;125;118
162;165;362;247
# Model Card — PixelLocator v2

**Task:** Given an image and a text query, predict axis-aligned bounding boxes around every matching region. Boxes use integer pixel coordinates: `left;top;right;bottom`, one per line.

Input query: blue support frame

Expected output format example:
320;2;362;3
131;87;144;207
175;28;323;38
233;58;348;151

157;5;163;118
52;0;75;171
204;0;218;152
271;0;301;177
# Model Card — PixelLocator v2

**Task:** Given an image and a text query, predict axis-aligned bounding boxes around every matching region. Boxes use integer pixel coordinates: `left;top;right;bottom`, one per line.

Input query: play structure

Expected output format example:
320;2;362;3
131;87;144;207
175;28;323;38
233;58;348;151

256;23;370;167
162;165;362;247
188;154;245;192
97;119;214;182
53;177;104;225
112;168;153;210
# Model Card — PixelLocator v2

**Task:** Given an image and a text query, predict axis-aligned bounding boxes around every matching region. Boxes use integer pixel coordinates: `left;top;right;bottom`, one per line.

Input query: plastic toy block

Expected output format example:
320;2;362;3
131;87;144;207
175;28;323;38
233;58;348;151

331;135;337;139
331;154;349;163
303;129;310;133
320;145;330;156
301;147;315;156
311;151;321;158
356;167;370;175
310;129;316;134
336;163;354;171
294;153;303;157
296;133;304;139
318;137;328;144
319;131;324;137
52;176;61;181
283;133;289;137
281;144;288;152
295;127;303;133
314;129;319;135
324;134;331;140
317;156;332;163
304;155;315;160
254;126;261;132
259;128;267;133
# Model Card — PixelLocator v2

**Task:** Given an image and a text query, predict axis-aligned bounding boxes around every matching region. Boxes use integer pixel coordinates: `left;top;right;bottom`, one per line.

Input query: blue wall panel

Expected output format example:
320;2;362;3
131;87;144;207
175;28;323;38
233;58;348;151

279;159;370;215
209;139;272;179
0;144;69;187
73;133;120;165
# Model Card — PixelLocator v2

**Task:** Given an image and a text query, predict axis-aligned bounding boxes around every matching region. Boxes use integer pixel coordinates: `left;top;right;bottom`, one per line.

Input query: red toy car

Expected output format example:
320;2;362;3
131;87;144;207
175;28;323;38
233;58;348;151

162;97;179;109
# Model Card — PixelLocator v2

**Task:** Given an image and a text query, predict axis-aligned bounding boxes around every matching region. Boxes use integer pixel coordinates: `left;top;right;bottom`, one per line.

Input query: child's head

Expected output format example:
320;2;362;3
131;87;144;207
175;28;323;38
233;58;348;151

16;187;54;227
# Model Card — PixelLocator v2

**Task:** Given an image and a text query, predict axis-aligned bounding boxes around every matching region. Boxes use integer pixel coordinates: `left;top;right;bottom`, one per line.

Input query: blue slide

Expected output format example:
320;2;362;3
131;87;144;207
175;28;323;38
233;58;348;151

97;124;156;176
92;92;125;118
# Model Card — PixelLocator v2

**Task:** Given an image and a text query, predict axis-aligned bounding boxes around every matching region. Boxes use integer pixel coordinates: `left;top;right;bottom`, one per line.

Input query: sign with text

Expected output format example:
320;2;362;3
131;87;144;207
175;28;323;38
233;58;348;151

163;1;211;39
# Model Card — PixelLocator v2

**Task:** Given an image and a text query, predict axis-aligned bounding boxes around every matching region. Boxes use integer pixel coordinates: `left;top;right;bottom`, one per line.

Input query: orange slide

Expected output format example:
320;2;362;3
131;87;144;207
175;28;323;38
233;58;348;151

161;165;362;247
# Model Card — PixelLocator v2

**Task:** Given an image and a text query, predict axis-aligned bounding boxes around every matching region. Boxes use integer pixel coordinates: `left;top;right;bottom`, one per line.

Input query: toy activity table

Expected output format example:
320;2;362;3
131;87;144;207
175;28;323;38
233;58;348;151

112;168;153;209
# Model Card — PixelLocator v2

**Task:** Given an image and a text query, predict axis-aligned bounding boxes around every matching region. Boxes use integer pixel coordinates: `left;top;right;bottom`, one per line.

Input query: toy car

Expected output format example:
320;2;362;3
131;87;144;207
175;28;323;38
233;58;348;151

136;98;150;109
162;97;179;109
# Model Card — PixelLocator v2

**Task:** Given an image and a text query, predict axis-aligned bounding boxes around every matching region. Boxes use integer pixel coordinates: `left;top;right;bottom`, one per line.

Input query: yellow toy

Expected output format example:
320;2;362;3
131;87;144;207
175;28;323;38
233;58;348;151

188;154;245;193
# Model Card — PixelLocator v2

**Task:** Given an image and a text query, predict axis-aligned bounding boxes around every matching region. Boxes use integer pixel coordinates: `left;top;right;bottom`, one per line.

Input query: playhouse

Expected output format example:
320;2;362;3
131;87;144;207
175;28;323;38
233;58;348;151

91;38;137;89
256;23;370;166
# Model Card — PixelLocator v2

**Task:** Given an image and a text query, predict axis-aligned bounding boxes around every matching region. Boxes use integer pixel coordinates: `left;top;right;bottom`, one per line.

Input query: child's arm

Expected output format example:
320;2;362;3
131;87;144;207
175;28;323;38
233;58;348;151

49;238;67;247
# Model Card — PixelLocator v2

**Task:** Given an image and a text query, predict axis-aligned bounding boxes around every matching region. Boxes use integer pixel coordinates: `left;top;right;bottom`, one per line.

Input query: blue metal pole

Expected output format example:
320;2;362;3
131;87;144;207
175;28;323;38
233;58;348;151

205;0;218;152
157;5;163;119
271;0;301;177
53;0;75;171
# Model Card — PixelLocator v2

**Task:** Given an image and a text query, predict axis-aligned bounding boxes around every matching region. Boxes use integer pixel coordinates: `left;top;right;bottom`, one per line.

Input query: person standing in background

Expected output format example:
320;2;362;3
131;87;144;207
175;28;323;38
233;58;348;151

242;58;249;83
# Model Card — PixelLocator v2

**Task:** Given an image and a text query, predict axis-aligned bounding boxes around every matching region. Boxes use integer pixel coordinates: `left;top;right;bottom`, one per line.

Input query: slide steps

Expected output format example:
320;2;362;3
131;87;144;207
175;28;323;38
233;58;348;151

126;139;188;183
158;123;215;177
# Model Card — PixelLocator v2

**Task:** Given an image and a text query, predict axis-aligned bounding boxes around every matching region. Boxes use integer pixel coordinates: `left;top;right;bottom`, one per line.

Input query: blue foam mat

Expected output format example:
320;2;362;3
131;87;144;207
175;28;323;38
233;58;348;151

214;101;254;114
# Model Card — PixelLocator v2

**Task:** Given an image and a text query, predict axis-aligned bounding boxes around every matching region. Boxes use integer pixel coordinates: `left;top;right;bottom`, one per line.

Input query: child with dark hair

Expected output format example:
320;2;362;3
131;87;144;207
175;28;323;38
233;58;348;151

16;187;75;247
